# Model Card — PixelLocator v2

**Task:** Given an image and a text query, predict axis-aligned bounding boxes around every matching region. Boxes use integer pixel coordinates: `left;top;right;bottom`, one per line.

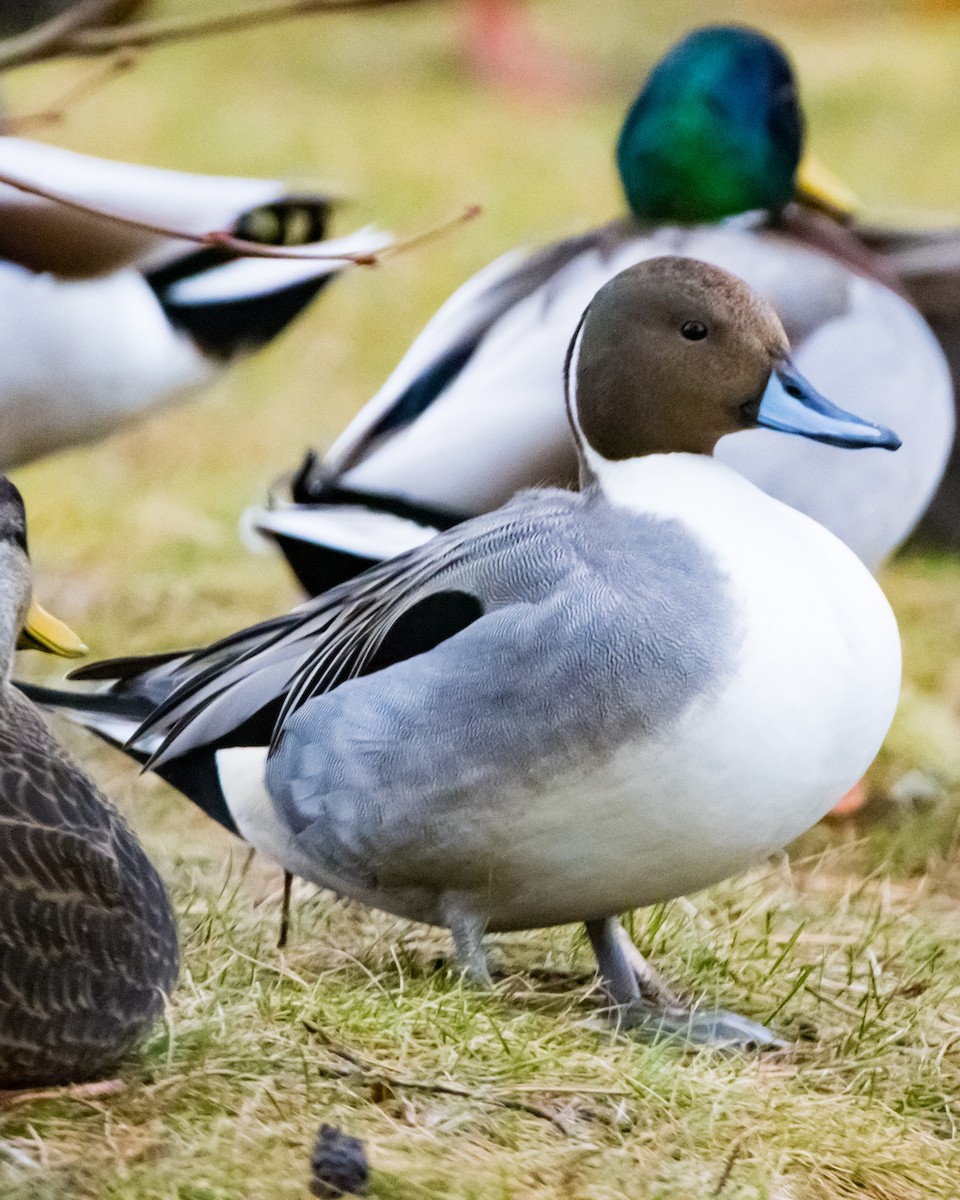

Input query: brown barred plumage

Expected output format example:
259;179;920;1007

0;688;178;1085
0;475;177;1085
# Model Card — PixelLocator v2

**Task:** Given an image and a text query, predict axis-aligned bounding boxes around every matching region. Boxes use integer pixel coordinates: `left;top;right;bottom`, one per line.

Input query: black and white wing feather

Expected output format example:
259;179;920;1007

137;489;592;767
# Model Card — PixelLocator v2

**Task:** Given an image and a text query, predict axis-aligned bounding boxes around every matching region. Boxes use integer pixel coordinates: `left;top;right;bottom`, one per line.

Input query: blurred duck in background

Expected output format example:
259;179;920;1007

0;136;388;469
0;478;178;1086
249;24;960;594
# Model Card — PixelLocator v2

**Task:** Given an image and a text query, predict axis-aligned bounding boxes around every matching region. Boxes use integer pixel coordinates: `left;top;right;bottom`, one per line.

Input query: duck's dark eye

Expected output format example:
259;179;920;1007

681;321;708;341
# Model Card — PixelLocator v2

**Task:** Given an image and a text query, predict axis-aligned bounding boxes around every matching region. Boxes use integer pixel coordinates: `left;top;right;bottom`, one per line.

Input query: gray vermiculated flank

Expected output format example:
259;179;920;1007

265;485;739;908
0;688;178;1086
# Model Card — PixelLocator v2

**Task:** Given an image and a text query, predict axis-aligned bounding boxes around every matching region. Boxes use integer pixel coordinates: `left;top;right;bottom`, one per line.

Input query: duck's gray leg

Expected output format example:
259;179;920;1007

585;918;786;1050
447;905;492;987
586;917;640;1004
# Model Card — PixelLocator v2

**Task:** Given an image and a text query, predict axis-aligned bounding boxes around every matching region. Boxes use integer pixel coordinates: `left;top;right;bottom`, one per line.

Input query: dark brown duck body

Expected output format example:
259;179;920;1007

0;478;178;1086
0;691;178;1086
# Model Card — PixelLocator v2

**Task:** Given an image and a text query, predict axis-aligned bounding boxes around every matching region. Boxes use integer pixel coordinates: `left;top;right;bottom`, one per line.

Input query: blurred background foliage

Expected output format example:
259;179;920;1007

0;0;144;38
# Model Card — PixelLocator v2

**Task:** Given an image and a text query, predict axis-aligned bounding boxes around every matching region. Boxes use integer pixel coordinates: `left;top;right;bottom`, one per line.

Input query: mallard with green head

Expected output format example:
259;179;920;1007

251;23;960;593
0;479;178;1086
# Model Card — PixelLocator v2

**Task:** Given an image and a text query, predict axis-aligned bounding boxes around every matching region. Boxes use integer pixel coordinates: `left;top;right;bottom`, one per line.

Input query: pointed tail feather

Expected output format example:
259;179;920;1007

16;681;154;760
18;680;243;838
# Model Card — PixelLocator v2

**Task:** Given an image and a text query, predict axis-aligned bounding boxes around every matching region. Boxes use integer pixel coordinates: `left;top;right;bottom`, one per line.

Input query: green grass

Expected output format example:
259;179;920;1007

7;0;960;1195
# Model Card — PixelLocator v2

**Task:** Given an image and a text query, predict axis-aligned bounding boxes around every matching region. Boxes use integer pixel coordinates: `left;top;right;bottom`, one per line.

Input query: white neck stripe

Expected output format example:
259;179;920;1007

563;308;588;457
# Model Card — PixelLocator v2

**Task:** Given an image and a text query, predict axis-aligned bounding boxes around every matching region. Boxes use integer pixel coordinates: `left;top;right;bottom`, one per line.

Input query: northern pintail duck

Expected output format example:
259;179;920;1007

0;136;387;468
0;479;178;1085
248;24;958;589
29;259;901;1046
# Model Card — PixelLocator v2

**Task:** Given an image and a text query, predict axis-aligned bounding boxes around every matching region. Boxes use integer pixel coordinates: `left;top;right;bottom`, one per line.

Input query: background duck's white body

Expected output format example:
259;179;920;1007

0;263;209;466
0;137;386;468
0;137;284;272
270;219;952;575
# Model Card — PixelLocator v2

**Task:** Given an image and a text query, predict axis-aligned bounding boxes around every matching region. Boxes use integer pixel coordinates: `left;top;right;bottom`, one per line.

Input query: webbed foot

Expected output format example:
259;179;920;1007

614;998;786;1050
585;917;786;1051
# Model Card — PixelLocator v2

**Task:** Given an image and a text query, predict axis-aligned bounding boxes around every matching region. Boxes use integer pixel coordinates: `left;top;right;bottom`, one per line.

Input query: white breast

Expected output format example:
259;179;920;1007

479;454;901;929
0;263;211;469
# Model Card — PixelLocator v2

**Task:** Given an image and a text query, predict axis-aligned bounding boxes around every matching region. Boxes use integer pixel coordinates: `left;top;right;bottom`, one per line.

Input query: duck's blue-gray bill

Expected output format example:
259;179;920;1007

753;364;901;451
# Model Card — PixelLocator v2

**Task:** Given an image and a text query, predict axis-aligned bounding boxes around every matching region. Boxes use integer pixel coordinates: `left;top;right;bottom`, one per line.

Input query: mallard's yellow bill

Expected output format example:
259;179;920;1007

795;154;859;218
17;599;87;658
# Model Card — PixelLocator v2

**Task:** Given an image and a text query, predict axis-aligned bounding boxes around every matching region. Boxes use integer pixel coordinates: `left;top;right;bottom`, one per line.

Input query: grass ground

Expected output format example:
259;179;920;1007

5;0;960;1195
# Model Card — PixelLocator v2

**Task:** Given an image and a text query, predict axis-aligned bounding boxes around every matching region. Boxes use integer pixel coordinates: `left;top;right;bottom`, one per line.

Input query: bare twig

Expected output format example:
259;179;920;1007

379;203;483;260
712;1137;744;1198
277;869;293;949
10;51;138;131
0;0;130;70
302;1020;576;1135
0;0;433;71
0;165;481;265
0;1078;125;1110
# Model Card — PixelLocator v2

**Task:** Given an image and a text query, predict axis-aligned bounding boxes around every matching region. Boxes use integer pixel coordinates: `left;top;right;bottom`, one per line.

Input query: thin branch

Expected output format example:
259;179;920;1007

9;51;138;131
378;203;483;261
712;1137;745;1198
0;0;130;70
0;165;481;266
277;869;293;949
302;1020;576;1135
0;1078;125;1109
0;0;433;71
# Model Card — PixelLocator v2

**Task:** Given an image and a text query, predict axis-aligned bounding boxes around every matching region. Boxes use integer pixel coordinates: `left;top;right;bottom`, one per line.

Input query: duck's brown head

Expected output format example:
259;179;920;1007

566;256;900;463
